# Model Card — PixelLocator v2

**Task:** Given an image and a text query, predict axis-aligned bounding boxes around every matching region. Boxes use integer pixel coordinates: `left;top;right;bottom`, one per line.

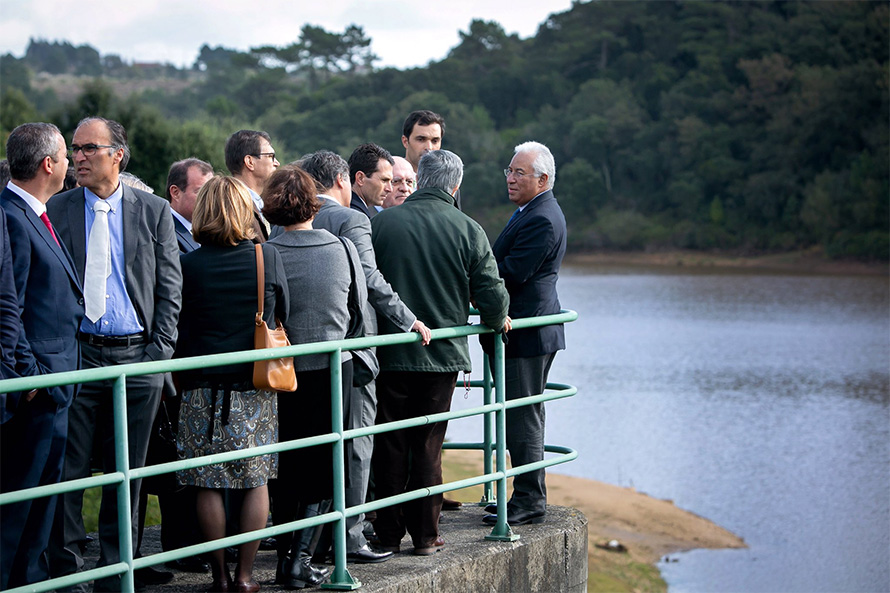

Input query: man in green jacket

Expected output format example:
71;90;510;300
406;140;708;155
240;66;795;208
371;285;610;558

371;149;510;555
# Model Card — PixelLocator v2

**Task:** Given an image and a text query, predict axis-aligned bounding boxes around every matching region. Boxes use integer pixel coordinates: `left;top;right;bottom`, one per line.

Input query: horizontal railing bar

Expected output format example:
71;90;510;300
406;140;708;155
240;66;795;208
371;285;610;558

0;310;578;392
1;386;579;507
8;562;127;593
1;310;579;592
0;472;124;505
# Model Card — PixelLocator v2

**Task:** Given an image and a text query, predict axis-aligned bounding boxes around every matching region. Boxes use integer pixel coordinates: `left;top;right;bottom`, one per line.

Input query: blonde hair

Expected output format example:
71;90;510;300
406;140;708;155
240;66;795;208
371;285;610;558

191;176;257;246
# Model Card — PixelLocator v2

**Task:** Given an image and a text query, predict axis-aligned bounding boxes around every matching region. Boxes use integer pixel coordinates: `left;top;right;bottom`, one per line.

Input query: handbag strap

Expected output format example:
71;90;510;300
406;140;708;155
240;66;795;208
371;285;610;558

338;236;363;339
255;243;264;326
337;236;356;292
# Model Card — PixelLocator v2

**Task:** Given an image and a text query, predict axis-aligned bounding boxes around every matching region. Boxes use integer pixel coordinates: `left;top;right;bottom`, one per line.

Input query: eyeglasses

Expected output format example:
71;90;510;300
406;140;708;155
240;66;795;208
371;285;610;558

503;168;540;180
252;152;278;162
393;178;416;188
69;144;116;157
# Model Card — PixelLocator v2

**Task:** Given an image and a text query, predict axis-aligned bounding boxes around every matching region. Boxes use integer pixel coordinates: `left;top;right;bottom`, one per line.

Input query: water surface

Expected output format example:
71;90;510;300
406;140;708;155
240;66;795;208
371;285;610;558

447;265;889;592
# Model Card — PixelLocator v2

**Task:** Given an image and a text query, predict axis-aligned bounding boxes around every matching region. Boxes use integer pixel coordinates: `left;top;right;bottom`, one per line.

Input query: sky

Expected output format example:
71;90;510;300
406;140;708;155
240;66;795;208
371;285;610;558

0;1;577;70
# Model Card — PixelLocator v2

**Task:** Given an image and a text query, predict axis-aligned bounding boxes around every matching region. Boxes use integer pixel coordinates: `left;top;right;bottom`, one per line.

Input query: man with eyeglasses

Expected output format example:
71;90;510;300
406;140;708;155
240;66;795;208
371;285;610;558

224;129;280;241
46;116;182;592
380;156;416;210
0;122;82;590
481;141;566;527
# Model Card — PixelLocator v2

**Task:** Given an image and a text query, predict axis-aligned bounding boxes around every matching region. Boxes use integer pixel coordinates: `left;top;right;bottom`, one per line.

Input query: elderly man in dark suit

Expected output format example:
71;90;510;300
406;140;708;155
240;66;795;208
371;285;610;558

47;116;182;592
482;141;567;527
0;122;83;590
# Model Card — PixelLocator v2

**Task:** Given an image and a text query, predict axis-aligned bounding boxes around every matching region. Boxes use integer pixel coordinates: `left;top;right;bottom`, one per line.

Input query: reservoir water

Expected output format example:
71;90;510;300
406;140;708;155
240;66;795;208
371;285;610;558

446;264;890;592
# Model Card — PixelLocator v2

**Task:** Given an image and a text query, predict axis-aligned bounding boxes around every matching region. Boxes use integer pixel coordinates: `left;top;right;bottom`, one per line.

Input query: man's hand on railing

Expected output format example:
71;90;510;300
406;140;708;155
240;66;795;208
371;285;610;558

412;319;432;346
503;316;513;333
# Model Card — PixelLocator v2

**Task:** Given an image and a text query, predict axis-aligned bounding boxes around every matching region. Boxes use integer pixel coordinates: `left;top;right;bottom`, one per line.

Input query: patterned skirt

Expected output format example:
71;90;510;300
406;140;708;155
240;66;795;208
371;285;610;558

176;386;278;489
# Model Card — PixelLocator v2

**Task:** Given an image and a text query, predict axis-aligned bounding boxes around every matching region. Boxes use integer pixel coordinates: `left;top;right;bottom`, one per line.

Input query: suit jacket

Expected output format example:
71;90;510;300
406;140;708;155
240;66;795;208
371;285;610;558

1;187;84;413
313;197;414;337
173;216;199;253
177;240;288;385
484;190;566;358
0;207;20;379
47;184;182;362
350;192;375;220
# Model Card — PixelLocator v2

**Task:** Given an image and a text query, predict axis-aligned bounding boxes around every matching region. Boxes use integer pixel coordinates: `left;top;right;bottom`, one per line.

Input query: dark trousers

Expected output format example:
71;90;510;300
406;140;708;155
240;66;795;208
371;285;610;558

48;342;162;590
372;371;457;549
343;377;375;552
271;362;352;557
503;353;556;514
0;396;68;590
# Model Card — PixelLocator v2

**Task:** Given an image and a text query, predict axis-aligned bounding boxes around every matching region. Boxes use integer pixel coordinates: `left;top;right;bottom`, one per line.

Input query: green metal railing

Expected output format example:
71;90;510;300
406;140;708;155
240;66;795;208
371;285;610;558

0;309;578;592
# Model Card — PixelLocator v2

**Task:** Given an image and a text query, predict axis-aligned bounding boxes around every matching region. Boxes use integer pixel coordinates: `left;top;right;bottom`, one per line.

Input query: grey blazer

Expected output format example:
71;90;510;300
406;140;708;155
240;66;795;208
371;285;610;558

47;184;182;362
267;228;367;372
312;196;415;336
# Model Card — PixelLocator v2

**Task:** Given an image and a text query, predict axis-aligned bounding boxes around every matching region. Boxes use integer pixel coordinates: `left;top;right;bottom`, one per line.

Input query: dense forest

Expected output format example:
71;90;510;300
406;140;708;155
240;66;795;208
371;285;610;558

1;1;887;259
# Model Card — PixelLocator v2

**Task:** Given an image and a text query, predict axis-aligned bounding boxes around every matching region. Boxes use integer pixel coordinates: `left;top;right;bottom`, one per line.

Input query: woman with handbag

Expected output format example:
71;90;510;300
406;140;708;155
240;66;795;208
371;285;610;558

175;175;290;593
263;165;367;589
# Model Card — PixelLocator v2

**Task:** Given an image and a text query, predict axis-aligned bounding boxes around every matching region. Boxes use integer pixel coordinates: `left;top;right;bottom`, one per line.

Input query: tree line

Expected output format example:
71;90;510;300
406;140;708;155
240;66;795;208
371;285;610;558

1;1;887;259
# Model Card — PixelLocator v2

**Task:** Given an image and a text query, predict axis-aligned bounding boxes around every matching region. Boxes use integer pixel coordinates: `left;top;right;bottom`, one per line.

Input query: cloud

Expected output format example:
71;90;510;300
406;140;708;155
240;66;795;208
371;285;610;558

0;0;574;69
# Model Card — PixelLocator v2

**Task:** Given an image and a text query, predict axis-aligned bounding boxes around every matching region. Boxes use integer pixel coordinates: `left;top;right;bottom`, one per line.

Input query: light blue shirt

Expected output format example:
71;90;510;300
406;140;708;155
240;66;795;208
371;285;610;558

79;184;145;336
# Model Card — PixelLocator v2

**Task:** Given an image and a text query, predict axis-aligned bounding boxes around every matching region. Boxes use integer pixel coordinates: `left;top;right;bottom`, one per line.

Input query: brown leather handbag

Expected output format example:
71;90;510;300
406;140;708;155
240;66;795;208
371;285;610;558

252;244;297;392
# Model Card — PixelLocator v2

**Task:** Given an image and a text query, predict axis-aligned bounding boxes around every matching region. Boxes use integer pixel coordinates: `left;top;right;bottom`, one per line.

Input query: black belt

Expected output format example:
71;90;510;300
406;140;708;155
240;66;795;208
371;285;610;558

77;332;147;347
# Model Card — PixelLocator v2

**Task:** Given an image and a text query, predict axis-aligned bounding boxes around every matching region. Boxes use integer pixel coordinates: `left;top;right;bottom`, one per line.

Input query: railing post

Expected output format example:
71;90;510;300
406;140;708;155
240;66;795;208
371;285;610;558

113;374;136;592
485;335;519;542
480;354;496;505
323;349;360;590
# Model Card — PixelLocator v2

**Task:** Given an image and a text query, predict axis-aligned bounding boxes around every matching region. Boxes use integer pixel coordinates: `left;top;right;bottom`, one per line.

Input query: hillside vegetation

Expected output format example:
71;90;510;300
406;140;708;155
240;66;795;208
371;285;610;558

1;1;886;258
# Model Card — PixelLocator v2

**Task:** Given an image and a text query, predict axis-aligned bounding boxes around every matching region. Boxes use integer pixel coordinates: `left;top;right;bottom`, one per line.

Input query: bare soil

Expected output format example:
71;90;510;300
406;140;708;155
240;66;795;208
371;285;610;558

443;449;746;592
565;247;887;276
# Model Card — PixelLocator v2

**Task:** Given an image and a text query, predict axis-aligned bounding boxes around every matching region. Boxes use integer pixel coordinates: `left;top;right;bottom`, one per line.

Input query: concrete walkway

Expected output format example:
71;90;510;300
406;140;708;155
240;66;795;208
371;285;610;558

80;505;587;592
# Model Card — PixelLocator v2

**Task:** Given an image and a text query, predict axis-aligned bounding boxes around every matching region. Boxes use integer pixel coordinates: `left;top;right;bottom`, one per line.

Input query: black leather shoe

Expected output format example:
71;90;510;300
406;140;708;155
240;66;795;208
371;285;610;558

134;566;175;585
167;556;211;573
258;536;277;551
484;504;497;514
346;544;393;563
275;555;329;589
483;508;545;526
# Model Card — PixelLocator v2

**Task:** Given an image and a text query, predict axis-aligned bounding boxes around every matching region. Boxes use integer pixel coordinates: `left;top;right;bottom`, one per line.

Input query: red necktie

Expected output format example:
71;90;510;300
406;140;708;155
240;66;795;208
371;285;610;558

40;212;60;247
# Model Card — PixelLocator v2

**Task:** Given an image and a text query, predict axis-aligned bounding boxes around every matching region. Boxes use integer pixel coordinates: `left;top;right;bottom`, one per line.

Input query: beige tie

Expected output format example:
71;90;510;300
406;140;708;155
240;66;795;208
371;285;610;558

84;200;111;322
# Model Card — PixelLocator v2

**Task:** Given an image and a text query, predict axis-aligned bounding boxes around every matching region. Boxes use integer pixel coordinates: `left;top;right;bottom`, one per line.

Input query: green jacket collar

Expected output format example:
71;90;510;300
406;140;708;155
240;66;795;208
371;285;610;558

405;186;457;207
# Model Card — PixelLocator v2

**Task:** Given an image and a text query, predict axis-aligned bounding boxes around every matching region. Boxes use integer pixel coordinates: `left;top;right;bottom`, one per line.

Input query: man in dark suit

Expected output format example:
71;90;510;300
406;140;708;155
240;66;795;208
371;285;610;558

482;141;567;527
166;158;212;253
46;116;182;592
0;122;84;589
347;143;394;220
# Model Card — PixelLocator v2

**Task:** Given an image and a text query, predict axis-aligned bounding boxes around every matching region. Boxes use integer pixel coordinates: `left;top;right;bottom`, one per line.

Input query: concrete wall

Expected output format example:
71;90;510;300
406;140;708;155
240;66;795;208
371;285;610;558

351;505;588;593
106;505;588;592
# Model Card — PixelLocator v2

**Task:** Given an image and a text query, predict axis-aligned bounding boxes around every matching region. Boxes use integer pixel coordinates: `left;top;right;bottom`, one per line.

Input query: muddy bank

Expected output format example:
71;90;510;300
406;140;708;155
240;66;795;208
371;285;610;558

564;248;887;276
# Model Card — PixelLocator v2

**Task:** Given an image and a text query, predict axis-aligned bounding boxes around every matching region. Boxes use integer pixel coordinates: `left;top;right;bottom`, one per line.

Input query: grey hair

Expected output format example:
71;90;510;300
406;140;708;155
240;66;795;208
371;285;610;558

296;150;349;193
417;149;463;194
514;141;555;190
119;171;154;193
6;123;62;182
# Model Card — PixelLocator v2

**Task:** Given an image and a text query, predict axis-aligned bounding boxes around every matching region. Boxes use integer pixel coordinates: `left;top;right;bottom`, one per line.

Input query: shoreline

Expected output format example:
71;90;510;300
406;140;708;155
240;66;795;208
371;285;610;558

443;450;746;592
564;247;888;276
